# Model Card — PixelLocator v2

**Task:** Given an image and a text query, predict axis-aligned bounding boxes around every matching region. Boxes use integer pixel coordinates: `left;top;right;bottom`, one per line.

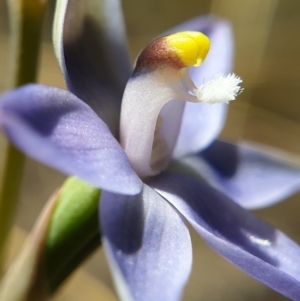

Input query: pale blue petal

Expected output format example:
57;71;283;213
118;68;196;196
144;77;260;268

169;17;234;157
182;140;300;209
0;85;142;194
100;184;192;301
149;173;300;301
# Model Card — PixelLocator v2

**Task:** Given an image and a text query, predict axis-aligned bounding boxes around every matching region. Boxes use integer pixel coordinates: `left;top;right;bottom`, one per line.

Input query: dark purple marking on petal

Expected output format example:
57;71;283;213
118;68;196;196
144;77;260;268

100;184;192;301
0;84;142;194
55;0;131;137
201;139;239;176
148;173;300;301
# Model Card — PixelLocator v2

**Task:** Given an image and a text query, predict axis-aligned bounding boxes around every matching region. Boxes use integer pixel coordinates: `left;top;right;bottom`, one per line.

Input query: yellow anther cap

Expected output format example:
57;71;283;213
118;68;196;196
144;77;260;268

166;31;210;67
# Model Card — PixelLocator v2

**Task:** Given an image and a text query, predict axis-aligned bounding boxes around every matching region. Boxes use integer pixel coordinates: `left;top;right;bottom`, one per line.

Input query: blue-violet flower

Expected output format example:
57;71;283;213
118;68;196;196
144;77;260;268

1;1;300;300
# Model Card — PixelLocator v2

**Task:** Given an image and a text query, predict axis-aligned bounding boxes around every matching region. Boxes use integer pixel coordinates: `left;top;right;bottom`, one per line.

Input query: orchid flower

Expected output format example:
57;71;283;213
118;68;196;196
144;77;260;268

1;1;300;300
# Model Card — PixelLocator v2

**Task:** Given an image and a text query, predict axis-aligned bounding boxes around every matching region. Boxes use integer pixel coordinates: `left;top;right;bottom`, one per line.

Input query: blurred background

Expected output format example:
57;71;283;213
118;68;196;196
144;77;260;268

1;0;300;300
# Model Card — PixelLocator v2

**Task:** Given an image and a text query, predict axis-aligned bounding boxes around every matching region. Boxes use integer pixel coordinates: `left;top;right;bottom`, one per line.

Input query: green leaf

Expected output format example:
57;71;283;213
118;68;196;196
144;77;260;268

45;177;101;293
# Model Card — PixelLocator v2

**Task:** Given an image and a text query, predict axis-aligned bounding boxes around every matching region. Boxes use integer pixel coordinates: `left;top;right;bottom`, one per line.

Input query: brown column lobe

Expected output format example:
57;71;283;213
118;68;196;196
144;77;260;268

133;37;185;76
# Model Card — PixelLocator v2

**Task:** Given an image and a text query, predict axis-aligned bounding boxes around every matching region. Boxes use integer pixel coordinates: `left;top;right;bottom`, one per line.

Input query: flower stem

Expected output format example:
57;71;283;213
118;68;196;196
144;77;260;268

0;145;25;272
0;0;48;273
